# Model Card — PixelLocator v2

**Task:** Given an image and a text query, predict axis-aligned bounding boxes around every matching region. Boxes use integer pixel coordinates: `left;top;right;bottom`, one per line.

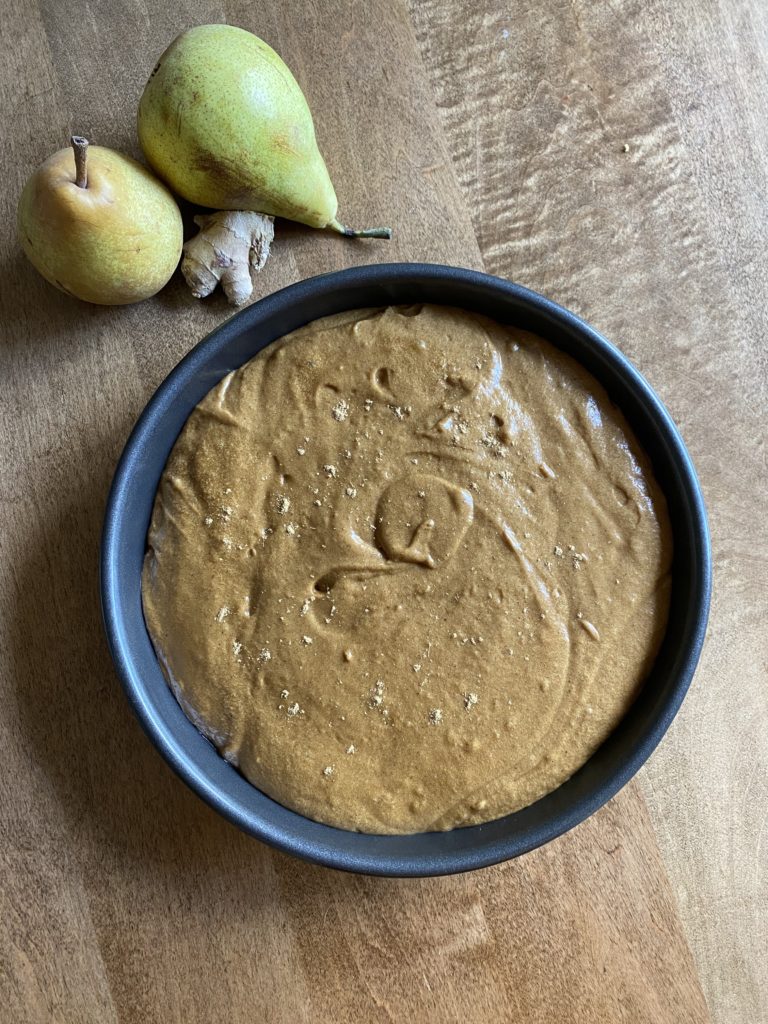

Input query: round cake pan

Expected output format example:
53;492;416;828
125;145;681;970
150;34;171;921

101;263;711;876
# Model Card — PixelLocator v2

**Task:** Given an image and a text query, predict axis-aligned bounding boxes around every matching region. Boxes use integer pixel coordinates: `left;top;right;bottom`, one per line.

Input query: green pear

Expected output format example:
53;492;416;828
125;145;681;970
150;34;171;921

137;24;390;238
18;137;183;305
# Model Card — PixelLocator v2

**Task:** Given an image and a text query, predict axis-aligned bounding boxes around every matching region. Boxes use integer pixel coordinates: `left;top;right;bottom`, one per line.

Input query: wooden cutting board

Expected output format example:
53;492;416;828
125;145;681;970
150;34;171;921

1;0;741;1020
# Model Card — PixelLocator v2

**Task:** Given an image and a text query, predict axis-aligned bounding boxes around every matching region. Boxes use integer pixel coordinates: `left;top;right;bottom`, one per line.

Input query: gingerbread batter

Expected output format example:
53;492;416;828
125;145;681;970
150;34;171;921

142;305;671;833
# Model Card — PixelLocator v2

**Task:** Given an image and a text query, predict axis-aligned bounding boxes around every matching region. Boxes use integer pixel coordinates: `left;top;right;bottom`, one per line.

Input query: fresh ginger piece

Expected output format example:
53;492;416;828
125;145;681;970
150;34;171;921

181;210;274;305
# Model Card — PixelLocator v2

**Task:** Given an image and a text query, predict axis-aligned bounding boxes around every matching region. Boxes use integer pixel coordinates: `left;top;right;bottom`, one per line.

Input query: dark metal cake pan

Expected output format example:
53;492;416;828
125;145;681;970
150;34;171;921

101;263;711;876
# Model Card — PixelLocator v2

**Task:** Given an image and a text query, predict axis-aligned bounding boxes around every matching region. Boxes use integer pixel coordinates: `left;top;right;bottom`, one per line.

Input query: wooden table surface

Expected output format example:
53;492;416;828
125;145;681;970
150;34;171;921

1;2;765;1022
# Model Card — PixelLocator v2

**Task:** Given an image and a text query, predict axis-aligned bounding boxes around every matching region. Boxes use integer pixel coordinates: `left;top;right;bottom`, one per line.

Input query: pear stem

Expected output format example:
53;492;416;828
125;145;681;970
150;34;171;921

71;135;89;189
328;218;392;240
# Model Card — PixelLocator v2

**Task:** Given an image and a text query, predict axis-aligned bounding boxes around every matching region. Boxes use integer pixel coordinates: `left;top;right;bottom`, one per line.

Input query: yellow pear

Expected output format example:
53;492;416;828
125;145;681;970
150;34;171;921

18;137;183;305
138;24;390;238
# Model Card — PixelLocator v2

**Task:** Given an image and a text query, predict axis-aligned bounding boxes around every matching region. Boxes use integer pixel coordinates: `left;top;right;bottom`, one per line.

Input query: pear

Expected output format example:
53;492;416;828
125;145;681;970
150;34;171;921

138;24;391;238
18;137;183;305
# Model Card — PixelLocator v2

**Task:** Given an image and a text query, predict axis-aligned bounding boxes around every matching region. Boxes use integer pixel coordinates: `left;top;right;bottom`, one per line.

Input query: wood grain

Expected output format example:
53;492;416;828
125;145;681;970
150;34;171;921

0;0;759;1020
408;3;768;1020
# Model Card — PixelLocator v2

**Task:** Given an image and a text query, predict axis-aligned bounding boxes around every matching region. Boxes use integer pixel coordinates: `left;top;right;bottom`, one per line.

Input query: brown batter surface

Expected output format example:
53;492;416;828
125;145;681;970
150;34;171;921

142;305;671;833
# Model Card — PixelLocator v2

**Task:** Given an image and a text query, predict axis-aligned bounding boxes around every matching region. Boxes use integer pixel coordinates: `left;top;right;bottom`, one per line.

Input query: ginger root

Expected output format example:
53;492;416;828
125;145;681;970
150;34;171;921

181;210;275;305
